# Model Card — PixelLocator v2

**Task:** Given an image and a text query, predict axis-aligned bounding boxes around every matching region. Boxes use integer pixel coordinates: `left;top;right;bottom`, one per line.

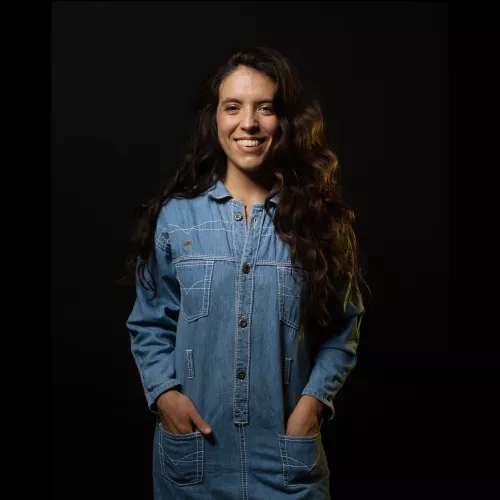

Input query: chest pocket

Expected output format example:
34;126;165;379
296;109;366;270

175;260;214;322
277;266;310;330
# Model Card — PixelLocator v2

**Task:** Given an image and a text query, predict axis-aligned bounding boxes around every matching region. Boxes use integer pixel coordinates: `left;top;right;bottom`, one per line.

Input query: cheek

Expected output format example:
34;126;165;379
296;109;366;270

217;127;227;145
217;120;232;140
267;119;280;138
216;120;232;152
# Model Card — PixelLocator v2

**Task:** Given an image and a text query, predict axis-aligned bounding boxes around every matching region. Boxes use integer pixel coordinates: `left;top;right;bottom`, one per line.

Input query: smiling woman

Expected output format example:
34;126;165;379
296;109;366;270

218;76;277;161
124;45;368;500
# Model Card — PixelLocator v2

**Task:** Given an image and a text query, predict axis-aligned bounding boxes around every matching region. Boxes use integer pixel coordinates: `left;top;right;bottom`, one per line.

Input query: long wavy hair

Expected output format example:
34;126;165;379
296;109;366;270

124;45;369;329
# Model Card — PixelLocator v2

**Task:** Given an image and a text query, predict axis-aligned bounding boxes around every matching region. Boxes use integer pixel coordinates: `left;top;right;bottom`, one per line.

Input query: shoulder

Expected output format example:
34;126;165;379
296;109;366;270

158;192;210;224
155;191;211;247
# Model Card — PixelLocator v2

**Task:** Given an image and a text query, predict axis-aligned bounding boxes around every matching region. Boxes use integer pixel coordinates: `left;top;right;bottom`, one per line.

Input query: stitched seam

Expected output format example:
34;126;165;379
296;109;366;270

159;425;166;477
256;260;307;268
277;266;305;330
176;262;213;268
238;425;244;496
174;255;237;264
175;261;212;321
159;431;200;485
231;201;240;262
234;402;248;418
173;257;309;266
155;238;171;252
197;431;203;482
233;201;250;423
159;428;203;485
284;436;288;479
166;219;234;234
302;361;356;419
284;358;292;385
238;205;252;424
277;267;285;325
278;433;319;443
244;210;260;424
286;456;319;470
233;204;240;423
238;424;249;500
260;222;276;237
162;450;200;465
178;228;233;233
185;349;194;379
242;425;248;500
277;436;287;485
206;260;214;324
177;278;207;292
253;209;264;269
155;226;171;251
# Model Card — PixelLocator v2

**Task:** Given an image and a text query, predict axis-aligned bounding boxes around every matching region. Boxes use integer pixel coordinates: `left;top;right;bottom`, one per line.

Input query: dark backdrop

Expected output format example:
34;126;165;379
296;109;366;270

51;2;448;499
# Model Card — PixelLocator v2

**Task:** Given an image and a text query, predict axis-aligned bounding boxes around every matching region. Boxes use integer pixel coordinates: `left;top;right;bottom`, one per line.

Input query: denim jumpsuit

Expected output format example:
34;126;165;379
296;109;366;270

126;178;364;500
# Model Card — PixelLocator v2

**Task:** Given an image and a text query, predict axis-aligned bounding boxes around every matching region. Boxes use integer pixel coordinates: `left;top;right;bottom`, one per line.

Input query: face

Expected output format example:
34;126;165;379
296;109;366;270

216;66;279;174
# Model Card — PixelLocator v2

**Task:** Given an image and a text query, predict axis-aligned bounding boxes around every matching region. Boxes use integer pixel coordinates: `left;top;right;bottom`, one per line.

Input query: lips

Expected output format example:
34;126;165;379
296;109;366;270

234;137;266;142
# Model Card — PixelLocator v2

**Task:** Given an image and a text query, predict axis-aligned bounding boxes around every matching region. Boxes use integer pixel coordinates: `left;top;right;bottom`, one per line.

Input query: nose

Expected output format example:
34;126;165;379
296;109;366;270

240;108;259;131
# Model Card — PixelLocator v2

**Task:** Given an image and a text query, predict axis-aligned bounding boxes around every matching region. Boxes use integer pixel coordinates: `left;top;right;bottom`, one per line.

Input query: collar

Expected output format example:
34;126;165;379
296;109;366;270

206;176;279;205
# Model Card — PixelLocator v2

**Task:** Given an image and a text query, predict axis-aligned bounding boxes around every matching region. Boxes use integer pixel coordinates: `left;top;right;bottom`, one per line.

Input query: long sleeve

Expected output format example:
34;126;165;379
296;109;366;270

126;224;181;412
301;275;365;421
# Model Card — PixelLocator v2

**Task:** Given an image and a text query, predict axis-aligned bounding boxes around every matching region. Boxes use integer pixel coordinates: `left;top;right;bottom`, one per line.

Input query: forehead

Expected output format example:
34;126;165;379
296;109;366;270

219;66;277;100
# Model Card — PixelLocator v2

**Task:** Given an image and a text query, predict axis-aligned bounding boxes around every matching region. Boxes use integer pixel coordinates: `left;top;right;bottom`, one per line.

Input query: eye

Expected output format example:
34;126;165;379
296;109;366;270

224;105;274;113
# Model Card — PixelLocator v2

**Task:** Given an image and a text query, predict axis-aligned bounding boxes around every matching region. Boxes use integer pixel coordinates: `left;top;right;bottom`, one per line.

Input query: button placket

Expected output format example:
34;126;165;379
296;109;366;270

232;205;263;425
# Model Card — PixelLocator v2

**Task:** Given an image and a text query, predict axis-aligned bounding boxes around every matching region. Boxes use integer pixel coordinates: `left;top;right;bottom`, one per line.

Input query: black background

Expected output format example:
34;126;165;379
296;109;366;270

51;2;448;499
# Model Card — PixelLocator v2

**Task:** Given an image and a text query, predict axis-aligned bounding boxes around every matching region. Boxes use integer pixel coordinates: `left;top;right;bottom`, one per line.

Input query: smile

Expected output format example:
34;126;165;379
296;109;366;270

235;138;266;152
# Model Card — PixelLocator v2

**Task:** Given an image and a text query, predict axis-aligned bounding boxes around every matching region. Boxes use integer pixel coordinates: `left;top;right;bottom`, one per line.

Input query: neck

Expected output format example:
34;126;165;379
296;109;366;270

221;162;276;205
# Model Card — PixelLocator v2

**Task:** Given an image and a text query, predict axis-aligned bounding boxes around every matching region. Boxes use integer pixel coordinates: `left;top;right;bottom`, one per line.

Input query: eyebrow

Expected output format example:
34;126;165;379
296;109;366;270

220;98;274;105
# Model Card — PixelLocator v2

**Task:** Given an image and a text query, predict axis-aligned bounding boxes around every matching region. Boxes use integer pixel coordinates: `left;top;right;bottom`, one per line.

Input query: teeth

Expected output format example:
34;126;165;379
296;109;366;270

237;139;263;147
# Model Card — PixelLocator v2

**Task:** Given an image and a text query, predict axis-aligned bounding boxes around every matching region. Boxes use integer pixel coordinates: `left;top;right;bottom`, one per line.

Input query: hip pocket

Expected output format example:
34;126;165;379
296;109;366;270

158;423;204;486
175;260;214;322
277;432;329;487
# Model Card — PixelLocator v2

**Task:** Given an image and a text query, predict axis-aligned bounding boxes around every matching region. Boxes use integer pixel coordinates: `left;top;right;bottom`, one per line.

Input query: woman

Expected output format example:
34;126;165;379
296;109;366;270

125;45;367;500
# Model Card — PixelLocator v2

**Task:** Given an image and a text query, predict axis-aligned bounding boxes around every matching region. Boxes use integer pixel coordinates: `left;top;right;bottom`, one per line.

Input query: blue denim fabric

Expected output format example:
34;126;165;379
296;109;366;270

126;178;364;499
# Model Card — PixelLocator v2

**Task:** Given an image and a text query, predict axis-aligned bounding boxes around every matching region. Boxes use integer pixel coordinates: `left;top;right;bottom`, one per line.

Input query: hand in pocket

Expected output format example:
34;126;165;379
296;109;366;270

157;389;212;436
285;396;322;437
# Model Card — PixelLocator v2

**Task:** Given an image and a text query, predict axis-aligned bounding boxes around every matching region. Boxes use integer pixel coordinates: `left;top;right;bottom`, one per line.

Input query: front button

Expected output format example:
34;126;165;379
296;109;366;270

237;368;246;379
234;213;243;221
242;263;250;274
239;317;247;328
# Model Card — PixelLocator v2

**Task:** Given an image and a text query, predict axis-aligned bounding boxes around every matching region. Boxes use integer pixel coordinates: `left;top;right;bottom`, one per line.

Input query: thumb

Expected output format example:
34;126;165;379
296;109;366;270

188;406;212;435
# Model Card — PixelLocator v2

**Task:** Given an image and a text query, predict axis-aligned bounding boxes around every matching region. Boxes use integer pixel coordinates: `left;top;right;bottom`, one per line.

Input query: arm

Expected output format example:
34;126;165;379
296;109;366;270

300;275;365;421
126;223;181;413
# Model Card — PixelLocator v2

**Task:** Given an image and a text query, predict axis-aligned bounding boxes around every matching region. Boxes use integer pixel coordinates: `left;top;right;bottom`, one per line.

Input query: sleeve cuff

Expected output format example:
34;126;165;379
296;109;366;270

146;379;182;413
301;388;335;421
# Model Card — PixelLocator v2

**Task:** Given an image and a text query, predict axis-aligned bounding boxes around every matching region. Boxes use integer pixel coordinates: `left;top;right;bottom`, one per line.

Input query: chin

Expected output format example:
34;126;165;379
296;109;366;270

236;163;265;173
236;154;271;168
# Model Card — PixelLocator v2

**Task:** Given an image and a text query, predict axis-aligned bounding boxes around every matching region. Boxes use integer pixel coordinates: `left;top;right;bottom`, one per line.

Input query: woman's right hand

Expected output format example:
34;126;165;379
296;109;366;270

156;389;212;436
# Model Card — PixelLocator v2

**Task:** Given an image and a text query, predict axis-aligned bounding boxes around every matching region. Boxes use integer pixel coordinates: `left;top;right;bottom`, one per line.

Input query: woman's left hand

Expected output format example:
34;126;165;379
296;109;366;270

285;395;324;437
